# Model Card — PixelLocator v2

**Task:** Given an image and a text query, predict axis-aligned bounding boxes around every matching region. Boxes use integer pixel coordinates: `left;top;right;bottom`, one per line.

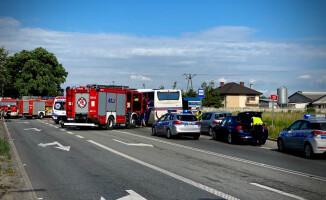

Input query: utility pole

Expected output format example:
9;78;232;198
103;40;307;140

183;74;196;91
142;83;145;89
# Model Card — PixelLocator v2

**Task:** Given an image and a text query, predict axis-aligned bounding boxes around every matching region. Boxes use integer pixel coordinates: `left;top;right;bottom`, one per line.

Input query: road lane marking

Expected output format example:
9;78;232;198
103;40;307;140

76;135;84;138
54;126;59;128
38;141;71;151
67;132;74;135
259;147;273;150
250;183;306;200
117;190;146;200
113;130;326;182
113;139;153;147
60;129;65;131
88;140;239;200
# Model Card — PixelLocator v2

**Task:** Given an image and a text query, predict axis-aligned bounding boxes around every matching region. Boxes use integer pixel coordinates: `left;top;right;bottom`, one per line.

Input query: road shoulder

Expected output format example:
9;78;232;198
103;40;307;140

0;121;36;200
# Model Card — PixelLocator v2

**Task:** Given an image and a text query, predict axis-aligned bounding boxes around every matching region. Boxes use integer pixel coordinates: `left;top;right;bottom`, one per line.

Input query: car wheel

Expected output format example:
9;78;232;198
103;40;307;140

260;139;266;145
60;120;65;128
304;143;314;159
212;130;217;140
193;135;200;140
38;112;44;119
151;127;157;136
166;129;172;139
208;127;213;136
277;139;285;152
227;132;233;144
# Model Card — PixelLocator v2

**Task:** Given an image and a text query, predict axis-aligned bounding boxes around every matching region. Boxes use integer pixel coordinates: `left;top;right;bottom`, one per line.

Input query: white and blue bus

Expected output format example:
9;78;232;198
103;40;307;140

137;89;183;125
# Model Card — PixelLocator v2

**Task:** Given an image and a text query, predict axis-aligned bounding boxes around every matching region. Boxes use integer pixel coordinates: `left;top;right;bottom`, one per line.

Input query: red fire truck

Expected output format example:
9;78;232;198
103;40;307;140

18;98;49;119
64;84;148;129
0;98;19;117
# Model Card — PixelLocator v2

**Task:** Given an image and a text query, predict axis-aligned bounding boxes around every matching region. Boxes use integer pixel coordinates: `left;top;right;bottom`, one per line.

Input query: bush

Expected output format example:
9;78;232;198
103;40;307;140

306;108;316;113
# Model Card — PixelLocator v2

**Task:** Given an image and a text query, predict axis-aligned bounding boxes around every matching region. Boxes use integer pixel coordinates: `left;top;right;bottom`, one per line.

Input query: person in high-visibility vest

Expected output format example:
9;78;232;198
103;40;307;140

195;107;202;120
251;116;263;146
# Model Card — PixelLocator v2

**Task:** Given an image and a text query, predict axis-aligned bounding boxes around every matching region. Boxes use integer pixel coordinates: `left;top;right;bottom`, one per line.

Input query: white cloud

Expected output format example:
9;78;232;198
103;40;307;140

130;75;152;81
316;75;326;83
0;16;325;92
218;77;227;82
297;75;312;79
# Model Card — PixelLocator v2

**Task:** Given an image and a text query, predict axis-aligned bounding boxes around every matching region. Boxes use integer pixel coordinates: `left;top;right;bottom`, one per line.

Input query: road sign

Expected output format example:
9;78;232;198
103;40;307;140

270;95;278;101
198;89;205;98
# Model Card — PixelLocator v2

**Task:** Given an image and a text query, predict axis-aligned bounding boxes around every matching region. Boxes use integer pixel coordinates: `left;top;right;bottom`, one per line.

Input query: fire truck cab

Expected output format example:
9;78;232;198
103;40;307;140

64;84;147;129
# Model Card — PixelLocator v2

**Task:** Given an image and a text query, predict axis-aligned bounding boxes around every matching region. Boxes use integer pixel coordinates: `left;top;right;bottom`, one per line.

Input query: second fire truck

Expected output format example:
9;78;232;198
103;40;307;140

63;84;148;129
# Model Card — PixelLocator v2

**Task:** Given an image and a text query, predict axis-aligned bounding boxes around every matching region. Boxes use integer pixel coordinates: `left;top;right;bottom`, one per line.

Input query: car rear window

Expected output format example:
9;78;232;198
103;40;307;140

310;123;326;130
176;115;198;121
215;113;231;120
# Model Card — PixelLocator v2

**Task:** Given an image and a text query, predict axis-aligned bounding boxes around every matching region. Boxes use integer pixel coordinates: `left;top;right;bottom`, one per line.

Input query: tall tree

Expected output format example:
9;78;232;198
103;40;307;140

4;47;68;97
201;80;222;108
0;46;10;96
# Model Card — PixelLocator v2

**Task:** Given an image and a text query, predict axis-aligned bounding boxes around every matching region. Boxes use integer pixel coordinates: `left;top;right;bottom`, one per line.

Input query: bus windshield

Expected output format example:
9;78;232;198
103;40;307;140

157;92;180;100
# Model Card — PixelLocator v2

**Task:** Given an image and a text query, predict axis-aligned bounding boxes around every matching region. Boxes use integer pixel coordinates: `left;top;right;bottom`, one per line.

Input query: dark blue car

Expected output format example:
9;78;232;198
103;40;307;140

212;112;268;144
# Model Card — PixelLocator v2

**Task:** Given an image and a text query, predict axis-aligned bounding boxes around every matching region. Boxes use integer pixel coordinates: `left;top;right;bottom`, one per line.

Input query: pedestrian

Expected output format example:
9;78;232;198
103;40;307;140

140;112;146;127
6;105;11;121
251;116;263;146
1;108;4;122
195;106;202;120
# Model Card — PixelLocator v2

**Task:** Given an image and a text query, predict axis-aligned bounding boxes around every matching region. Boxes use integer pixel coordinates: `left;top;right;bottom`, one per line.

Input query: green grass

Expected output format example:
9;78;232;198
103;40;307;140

0;139;10;160
261;111;303;139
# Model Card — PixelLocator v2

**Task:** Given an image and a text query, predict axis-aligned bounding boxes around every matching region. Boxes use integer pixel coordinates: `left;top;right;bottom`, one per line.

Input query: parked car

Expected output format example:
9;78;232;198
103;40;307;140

212;111;268;144
151;111;201;139
277;114;326;158
200;111;231;136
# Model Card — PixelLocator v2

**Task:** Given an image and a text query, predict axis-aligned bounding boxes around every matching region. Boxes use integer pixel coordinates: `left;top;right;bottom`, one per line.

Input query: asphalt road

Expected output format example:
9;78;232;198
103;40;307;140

6;118;326;200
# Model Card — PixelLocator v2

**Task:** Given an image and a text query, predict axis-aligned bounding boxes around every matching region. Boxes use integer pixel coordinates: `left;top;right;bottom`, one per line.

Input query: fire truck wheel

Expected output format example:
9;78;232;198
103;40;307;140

106;116;114;130
38;112;44;119
60;121;66;128
127;115;136;129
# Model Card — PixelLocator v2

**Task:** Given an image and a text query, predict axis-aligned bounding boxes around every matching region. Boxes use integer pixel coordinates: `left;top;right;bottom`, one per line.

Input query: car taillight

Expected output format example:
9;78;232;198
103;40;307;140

196;121;201;125
213;121;218;125
173;121;183;125
236;126;242;130
264;125;268;130
312;130;326;136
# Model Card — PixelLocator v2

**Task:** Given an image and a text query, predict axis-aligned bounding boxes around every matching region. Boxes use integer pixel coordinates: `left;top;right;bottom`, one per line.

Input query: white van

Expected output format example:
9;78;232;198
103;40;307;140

52;97;66;124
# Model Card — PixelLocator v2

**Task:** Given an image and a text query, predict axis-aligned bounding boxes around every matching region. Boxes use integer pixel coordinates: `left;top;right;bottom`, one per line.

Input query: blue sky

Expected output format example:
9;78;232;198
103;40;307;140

0;0;325;96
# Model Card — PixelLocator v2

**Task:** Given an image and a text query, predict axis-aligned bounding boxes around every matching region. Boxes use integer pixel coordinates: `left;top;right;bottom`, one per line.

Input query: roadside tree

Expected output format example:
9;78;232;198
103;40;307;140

201;80;222;108
0;47;10;97
4;47;68;97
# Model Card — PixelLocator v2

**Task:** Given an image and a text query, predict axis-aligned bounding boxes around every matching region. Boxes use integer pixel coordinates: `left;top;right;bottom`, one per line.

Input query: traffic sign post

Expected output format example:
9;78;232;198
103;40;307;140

198;89;205;98
270;95;278;129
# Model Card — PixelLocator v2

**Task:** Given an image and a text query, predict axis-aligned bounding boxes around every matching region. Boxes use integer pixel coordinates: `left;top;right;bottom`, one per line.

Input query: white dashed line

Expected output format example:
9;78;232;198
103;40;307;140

259;147;273;150
76;135;84;138
250;183;306;200
67;132;74;135
60;129;65;131
113;130;326;182
88;140;239;200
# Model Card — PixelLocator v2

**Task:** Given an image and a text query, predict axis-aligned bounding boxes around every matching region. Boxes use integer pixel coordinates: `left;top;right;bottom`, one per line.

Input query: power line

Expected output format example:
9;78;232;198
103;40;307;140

183;74;196;91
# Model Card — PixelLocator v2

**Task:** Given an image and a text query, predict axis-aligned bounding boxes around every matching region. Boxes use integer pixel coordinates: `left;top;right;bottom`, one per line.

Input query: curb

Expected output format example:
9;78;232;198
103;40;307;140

3;122;37;200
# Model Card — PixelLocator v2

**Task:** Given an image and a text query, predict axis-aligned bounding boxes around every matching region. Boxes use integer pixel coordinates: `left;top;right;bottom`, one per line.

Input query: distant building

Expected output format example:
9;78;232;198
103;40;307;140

259;99;273;108
288;91;326;109
216;82;262;108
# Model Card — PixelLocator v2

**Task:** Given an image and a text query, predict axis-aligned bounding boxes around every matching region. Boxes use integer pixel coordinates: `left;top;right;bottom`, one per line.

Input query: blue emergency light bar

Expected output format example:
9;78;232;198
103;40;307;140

304;114;326;119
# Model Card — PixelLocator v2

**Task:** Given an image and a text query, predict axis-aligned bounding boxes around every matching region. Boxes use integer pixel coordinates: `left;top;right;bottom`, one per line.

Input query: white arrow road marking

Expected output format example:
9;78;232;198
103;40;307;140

89;140;238;200
24;128;41;131
250;183;306;200
38;141;71;151
117;190;147;200
113;139;153;147
100;197;105;200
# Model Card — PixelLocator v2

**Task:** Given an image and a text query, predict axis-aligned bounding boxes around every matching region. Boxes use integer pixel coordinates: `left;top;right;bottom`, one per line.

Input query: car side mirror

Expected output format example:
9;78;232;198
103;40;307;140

283;127;290;131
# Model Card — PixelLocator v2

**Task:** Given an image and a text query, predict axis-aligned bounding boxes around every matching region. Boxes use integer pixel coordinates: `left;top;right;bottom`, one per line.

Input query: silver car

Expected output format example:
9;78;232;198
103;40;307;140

277;114;326;158
200;111;231;136
151;112;201;139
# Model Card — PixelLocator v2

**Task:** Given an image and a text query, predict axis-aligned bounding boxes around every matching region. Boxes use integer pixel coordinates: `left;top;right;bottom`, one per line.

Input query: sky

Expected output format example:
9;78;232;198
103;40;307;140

0;0;325;96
